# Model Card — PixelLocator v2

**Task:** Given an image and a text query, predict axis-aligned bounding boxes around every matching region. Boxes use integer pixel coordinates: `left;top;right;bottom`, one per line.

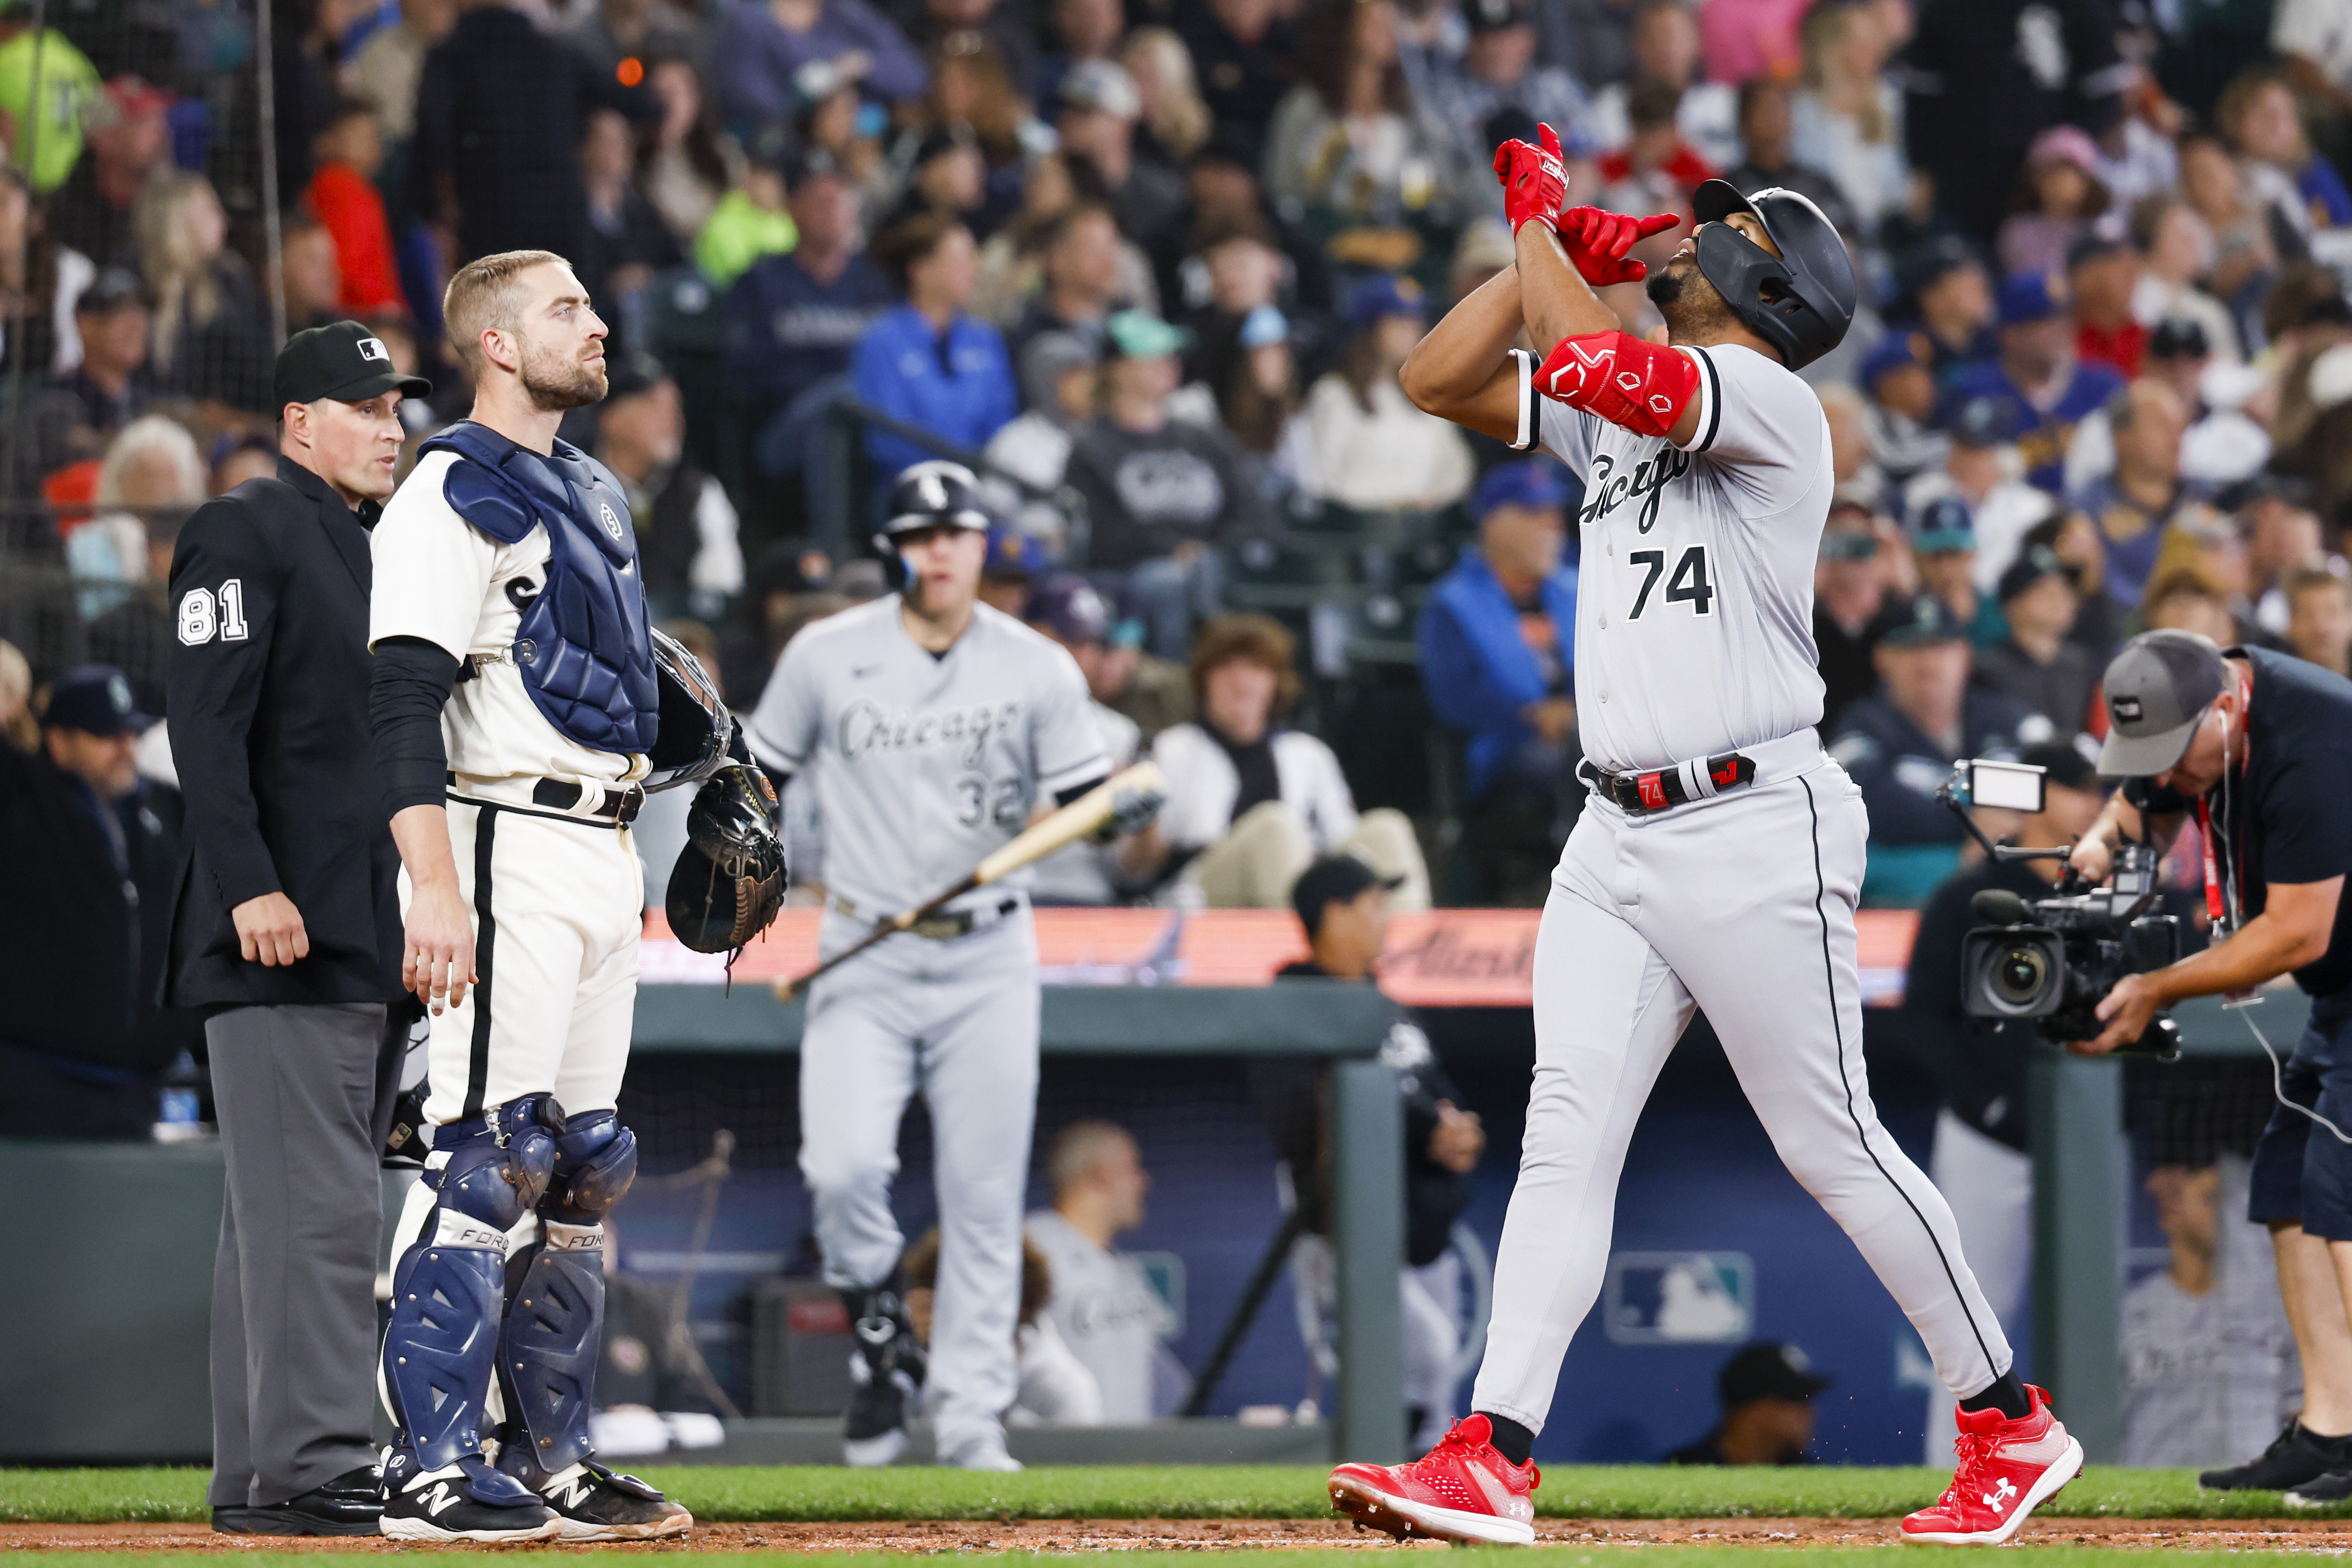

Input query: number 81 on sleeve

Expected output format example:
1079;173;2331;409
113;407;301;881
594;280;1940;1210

178;579;251;646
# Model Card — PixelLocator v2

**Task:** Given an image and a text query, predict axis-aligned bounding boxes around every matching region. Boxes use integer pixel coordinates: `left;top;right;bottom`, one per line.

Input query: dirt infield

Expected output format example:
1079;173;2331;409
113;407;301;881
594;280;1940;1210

9;1517;2352;1552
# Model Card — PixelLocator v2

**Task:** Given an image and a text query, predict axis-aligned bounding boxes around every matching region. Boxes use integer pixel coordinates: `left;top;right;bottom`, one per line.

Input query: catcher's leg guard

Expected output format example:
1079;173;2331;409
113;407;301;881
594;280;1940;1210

381;1097;562;1479
497;1111;637;1480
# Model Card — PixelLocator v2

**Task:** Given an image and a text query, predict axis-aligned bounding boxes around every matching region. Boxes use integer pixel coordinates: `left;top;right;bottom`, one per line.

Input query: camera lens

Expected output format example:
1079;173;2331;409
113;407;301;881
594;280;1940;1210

1991;945;2049;1008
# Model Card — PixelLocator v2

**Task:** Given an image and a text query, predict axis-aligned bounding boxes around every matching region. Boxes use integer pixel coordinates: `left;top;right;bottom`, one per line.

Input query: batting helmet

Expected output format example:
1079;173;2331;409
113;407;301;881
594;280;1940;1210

1689;180;1855;371
873;460;993;588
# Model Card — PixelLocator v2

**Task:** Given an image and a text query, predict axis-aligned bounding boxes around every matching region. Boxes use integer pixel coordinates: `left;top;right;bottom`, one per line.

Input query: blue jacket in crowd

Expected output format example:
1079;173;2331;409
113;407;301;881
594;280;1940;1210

727;250;895;415
710;0;927;131
1417;549;1580;799
850;305;1020;488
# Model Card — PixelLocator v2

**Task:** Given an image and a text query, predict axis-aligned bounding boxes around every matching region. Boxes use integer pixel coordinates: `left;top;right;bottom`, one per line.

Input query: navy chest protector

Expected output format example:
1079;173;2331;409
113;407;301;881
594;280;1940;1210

422;422;659;757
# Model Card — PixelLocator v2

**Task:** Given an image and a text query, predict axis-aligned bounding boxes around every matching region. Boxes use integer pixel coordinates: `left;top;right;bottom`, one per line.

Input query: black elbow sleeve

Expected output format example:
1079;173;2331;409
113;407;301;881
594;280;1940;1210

371;636;462;819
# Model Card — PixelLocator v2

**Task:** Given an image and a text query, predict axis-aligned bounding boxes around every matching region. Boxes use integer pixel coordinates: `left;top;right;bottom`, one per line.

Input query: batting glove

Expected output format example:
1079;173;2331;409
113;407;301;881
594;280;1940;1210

1494;122;1570;236
1554;207;1682;286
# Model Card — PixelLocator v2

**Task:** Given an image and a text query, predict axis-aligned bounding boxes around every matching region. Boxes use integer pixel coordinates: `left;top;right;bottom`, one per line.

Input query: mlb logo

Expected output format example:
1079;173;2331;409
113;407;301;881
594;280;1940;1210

1603;1251;1753;1344
357;336;390;363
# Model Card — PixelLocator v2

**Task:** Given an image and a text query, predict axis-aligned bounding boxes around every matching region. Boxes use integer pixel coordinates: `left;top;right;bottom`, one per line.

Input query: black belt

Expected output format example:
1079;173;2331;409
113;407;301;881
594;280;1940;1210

446;772;644;823
1588;751;1756;816
908;898;1021;940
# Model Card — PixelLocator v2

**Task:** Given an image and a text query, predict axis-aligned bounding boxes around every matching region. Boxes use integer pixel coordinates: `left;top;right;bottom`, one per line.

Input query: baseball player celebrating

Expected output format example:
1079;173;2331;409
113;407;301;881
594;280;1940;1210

1325;130;2079;1546
366;251;693;1542
746;462;1117;1471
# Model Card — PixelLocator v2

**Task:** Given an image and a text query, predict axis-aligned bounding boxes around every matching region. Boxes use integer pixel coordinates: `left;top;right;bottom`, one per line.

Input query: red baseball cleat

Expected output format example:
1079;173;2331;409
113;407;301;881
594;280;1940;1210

1900;1385;2083;1545
1328;1414;1539;1545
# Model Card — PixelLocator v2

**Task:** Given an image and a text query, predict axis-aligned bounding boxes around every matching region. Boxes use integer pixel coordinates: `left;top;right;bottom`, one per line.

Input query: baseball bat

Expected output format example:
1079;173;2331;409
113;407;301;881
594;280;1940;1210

773;761;1165;1001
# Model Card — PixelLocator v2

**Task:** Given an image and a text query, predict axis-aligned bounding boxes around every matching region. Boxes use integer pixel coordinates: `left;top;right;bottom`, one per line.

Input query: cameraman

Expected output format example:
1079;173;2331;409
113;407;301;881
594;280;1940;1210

1899;742;2109;1461
2072;629;2352;1499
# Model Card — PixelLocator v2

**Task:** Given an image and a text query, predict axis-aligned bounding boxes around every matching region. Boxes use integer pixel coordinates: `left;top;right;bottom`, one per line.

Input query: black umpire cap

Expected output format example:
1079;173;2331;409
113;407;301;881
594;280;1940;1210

274;320;432;411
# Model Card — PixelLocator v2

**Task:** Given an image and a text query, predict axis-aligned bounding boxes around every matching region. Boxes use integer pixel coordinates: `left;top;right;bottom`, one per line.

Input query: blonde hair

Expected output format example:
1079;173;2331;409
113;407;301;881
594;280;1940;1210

96;415;207;509
1799;2;1889;146
134;173;225;376
1121;28;1211;159
443;249;571;377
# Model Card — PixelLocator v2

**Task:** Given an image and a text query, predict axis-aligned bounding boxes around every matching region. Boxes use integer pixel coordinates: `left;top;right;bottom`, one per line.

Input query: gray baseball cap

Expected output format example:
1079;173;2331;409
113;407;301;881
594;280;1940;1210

2096;630;2230;776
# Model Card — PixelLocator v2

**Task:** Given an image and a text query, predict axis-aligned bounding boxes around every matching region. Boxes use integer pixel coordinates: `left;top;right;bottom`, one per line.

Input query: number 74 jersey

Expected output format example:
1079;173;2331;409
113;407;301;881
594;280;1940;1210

1536;341;1835;775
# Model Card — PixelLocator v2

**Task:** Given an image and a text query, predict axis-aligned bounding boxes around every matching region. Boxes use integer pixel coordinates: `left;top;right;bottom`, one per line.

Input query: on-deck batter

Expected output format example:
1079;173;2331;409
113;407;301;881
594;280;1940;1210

367;250;688;1544
1326;134;2081;1548
746;461;1112;1471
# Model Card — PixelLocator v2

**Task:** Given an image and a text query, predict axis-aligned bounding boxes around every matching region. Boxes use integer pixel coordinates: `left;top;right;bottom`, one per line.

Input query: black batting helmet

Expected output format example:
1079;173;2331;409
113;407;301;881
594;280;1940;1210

1689;180;1855;371
874;460;992;587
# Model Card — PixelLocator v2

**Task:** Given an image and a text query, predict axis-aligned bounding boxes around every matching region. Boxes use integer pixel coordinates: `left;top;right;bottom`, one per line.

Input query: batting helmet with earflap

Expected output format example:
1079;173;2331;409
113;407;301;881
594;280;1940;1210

1689;180;1856;371
874;461;992;587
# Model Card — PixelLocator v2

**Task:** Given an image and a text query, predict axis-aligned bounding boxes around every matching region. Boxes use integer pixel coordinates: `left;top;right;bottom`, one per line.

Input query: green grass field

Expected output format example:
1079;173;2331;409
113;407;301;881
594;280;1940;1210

0;1463;2343;1525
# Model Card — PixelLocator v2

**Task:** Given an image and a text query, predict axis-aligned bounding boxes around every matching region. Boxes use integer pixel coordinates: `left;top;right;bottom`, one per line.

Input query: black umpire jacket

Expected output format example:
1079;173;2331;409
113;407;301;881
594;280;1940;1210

163;456;406;1009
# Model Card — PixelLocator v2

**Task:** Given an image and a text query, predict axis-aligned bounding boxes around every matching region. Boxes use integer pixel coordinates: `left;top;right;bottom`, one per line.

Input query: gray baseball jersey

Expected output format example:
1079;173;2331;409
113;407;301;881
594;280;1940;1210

744;597;1111;921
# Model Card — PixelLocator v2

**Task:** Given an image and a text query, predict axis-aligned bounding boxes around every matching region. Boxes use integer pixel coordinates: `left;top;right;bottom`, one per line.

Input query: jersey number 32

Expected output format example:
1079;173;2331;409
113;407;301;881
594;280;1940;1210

1626;546;1714;618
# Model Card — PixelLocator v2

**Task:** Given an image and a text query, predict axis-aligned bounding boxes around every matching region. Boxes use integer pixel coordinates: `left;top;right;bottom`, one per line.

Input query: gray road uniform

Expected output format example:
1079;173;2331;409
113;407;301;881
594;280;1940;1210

746;596;1109;1455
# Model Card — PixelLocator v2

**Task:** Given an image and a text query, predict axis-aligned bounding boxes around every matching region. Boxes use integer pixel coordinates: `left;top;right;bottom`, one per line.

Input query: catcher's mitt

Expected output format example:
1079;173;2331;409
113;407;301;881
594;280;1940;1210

666;763;787;955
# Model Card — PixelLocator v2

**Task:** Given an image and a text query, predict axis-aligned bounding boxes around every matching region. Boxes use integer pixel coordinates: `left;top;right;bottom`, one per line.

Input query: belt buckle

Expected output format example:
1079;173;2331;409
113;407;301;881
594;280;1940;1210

615;783;646;825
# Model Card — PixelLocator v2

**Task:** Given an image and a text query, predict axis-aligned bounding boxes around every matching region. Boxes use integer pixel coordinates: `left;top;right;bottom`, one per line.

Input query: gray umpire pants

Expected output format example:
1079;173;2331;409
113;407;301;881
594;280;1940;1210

206;1002;404;1508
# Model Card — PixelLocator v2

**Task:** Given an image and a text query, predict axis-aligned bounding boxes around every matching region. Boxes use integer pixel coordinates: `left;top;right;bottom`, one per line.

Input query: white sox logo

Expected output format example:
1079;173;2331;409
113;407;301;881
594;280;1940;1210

1581;449;1692;535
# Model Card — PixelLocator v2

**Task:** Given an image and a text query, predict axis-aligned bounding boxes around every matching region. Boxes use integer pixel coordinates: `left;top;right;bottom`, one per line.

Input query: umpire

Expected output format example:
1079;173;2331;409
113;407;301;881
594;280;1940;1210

164;323;430;1536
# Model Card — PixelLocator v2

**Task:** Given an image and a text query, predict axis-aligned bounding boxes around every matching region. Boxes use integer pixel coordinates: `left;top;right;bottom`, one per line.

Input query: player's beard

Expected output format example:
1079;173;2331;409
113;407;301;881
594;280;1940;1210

518;329;609;411
1645;254;1739;342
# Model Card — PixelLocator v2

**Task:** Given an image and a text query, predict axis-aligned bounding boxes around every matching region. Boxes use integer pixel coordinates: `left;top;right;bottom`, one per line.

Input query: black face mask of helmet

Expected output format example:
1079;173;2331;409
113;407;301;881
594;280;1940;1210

1690;219;1841;370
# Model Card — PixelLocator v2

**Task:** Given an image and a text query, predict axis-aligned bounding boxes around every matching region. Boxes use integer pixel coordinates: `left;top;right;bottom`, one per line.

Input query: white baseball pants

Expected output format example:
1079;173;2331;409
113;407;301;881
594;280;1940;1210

1470;754;2013;1434
799;909;1041;1452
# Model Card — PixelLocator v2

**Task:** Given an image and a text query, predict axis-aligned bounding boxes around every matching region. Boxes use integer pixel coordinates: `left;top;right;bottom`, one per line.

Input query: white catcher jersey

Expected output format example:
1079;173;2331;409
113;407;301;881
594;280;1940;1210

369;448;648;788
745;597;1111;919
1537;342;1833;773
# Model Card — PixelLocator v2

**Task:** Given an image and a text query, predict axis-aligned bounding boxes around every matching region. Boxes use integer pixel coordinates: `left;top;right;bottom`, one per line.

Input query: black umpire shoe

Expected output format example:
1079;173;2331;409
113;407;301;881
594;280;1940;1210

2200;1419;2352;1491
2288;1470;2352;1509
210;1464;384;1536
536;1461;694;1540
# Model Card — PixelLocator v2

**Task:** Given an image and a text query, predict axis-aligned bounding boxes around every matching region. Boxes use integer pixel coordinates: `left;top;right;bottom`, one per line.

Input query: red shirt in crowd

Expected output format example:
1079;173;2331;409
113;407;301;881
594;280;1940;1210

2076;317;2147;379
304;160;406;318
1595;141;1719;196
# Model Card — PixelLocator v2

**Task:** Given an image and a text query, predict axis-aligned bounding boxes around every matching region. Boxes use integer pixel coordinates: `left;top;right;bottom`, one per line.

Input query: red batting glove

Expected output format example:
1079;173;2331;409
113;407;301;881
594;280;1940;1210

1554;207;1683;285
1493;122;1569;236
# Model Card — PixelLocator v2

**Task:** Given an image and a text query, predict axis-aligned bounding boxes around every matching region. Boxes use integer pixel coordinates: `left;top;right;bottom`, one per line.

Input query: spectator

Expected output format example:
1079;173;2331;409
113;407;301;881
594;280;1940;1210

1859;331;1949;492
1900;0;2126;243
1066;310;1268;656
852;209;1018;487
2218;66;2352;235
901;1227;1103;1428
2123;319;2270;490
1121;28;1214;175
0;639;29;752
1899;741;2107;1461
1007;202;1124;363
1943;272;2127;494
918;31;1034;195
2122;1161;2303;1468
1595;76;1714;201
1903;399;2052;596
2285;565;2352;676
1664;1341;1831;1466
1060;60;1187;250
349;0;459;148
1213;304;1310;495
976;151;1160;325
895;0;1039;103
1721;77;1854;238
1089;617;1193;743
1024;575;1151;905
1788;0;1907;237
2240;477;2328;637
2177;133;2279;330
1818;379;1887;510
984;331;1097;535
411;0;648;266
1890;237;1995;389
577;105;683;326
2131;198;2243;364
1995;125;2112;281
0;3;101;193
1813;499;1893;738
2069;234;2146;380
1157;133;1331;325
1269;852;1481;1448
1264;0;1454;245
1024;1121;1181;1422
2066;379;2203;612
980;525;1049;617
1410;0;1595;199
2275;0;2352;171
641;55;736;243
696;130;798;289
1697;0;1808;84
1586;0;1739;174
1830;593;2048;906
209;430;281;496
1171;0;1296;167
70;414;205;631
1041;0;1123;110
728;149;894;436
2141;569;2242;644
0;665;190;1137
1300;276;1474;514
1974;547;2099;739
596;355;742;620
1171;215;1288;385
1137;613;1429;907
712;0;924;131
886;121;993;238
1418;461;1579;830
0;166;83;390
277;216;346;334
1908;494;2000;647
305;100;407;320
48;74;171;268
28;266;155;476
133;173;277;415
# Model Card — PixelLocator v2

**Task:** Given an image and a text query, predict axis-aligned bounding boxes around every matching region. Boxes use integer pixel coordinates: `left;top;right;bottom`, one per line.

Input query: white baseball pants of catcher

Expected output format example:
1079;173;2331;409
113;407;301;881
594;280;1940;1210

1470;737;2014;1434
799;905;1042;1453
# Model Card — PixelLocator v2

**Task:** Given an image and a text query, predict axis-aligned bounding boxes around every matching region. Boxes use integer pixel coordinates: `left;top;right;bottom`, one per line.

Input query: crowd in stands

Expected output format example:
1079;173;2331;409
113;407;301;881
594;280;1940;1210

7;0;2352;920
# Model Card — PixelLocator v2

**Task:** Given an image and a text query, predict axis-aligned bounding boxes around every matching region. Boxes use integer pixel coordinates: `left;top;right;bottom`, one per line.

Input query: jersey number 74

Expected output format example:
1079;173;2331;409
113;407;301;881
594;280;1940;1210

1626;546;1714;618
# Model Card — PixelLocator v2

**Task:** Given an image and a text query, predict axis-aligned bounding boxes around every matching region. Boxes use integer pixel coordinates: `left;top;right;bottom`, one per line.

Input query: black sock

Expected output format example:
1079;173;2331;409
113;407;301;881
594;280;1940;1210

1480;1412;1535;1466
1959;1370;2031;1422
